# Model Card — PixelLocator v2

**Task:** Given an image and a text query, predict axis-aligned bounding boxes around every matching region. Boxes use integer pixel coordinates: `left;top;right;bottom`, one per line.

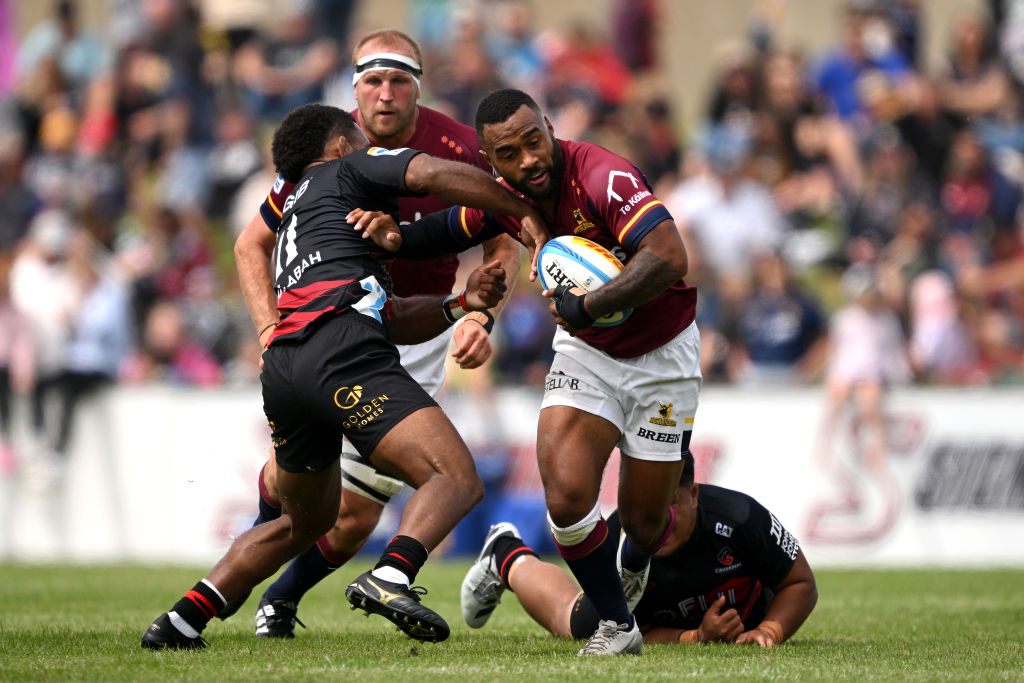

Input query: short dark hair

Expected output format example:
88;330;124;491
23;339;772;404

271;104;361;183
679;450;695;487
475;89;543;139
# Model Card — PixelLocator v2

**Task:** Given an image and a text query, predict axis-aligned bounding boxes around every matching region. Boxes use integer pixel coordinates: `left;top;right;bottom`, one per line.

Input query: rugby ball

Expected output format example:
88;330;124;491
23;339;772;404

537;236;633;327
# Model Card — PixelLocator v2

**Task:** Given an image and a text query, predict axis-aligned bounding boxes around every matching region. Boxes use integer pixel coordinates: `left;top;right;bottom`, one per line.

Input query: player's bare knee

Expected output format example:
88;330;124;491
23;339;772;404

619;511;669;548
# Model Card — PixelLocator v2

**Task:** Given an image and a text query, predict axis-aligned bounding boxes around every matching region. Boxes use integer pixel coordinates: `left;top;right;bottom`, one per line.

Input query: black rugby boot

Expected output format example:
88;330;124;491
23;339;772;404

141;613;207;650
345;571;450;642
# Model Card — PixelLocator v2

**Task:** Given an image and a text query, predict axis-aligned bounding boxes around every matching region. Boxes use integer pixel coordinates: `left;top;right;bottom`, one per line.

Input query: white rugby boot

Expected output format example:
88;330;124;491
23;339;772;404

461;522;522;628
577;618;643;656
616;531;651;613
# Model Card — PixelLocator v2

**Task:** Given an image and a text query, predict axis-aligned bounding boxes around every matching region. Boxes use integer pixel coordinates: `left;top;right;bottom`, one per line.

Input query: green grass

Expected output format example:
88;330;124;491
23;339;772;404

0;562;1022;681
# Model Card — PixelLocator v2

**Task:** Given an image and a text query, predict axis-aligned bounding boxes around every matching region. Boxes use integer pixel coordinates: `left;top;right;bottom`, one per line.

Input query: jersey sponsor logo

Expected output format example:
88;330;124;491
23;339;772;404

572;208;595;234
334;386;364;409
543;259;597;290
367;146;408;156
769;513;799;560
545;372;579;392
649;403;677;427
273;175;285;193
715;522;733;538
636;427;680;444
717;547;735;566
282;177;311;214
334;383;391;431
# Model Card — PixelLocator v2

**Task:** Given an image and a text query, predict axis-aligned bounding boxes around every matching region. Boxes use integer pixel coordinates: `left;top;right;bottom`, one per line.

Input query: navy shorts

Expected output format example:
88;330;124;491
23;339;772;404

261;310;436;474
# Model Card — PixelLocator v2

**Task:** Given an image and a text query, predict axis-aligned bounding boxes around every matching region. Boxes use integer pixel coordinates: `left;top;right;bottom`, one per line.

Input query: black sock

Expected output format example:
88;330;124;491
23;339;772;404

171;581;226;634
374;535;428;583
557;520;632;627
492;536;538;590
265;537;354;601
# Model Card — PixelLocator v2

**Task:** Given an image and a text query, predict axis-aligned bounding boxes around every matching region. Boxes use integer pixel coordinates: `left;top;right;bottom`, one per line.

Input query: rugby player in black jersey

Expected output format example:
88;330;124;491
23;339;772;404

141;103;547;650
460;451;817;648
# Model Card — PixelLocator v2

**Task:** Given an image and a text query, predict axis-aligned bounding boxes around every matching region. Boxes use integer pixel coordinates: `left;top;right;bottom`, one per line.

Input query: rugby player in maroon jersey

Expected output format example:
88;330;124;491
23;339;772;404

356;88;702;655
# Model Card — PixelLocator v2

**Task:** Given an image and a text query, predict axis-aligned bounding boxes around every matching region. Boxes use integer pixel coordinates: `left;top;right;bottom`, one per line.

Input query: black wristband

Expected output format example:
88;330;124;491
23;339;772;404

552;284;595;330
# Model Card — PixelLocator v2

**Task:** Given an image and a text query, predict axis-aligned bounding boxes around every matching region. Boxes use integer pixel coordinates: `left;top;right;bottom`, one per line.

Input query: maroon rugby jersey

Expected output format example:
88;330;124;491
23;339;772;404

453;139;697;358
259;106;491;297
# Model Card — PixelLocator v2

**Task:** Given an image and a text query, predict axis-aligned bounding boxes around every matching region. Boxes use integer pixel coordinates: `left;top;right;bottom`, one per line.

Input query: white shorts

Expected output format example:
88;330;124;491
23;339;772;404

339;328;454;502
541;322;702;462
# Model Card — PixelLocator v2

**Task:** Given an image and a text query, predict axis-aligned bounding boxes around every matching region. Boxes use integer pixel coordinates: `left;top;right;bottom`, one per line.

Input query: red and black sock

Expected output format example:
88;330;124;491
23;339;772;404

171;581;226;634
492;536;538;590
375;535;428;583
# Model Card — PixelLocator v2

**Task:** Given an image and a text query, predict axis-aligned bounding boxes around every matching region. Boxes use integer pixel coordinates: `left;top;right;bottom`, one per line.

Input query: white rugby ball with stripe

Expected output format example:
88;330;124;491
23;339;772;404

537;235;633;327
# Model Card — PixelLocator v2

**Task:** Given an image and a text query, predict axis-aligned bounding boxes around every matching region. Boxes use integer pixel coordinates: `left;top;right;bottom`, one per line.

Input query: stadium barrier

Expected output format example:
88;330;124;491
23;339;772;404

0;385;1021;567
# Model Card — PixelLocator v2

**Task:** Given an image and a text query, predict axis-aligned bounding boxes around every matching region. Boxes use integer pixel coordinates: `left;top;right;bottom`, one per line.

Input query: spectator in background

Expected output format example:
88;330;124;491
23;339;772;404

907;270;978;383
7;209;81;485
937;9;1011;129
820;263;910;471
848;126;935;249
940;128;1020;235
205;108;263;220
483;0;545;100
46;228;131;472
0;251;34;475
17;0;112;106
812;1;916;136
124;298;222;387
232;2;338;125
611;0;657;73
667;123;789;299
727;253;828;385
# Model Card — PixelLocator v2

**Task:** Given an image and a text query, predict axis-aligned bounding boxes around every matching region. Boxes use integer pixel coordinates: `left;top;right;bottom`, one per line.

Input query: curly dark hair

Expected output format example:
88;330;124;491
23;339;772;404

271;104;363;183
474;88;542;139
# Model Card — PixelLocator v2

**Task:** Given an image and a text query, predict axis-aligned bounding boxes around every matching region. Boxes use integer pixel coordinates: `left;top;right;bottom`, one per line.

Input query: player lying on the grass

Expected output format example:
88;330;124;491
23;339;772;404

140;104;547;650
460;451;817;646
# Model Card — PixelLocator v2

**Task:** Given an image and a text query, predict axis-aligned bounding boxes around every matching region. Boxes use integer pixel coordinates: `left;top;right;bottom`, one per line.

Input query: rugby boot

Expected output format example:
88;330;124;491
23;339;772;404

461;522;521;628
254;596;305;638
577;618;643;656
216;588;252;620
141;612;207;650
345;571;450;642
616;531;651;613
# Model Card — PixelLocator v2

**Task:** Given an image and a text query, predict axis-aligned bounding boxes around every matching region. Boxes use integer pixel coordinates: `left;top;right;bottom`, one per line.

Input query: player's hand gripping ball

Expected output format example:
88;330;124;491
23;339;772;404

536;236;633;327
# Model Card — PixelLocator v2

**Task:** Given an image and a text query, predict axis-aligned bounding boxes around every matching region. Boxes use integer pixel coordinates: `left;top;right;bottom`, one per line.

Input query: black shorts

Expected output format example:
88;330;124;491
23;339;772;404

261;310;436;474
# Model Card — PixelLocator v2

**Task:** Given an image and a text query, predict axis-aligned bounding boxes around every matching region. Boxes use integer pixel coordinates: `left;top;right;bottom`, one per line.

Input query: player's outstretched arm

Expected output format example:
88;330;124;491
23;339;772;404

452;234;521;369
404;154;550;275
736;549;817;647
389;260;507;345
234;213;280;350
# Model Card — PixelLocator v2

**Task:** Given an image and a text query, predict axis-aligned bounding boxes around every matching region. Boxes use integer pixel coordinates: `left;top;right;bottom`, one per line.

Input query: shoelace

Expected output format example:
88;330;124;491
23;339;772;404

406;585;428;602
579;621;626;654
264;602;306;630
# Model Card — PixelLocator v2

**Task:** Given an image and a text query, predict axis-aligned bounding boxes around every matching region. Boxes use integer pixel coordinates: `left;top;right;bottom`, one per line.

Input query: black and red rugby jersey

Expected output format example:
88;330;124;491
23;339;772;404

609;484;800;632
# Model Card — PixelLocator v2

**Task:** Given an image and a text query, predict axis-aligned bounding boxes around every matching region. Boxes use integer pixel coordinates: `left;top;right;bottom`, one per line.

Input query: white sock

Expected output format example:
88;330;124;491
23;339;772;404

371;566;410;586
167;611;200;639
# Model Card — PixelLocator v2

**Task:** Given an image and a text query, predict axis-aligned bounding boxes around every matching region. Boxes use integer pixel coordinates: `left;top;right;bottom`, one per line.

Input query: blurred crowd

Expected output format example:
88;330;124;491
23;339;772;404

1;0;1023;478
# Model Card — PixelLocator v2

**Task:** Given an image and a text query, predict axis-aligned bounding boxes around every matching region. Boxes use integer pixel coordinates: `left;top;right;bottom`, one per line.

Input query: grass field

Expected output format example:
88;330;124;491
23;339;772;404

1;561;1022;681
